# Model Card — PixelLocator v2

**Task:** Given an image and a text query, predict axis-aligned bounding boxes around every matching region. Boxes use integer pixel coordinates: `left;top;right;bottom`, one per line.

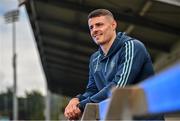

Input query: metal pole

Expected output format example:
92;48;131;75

4;9;19;121
12;17;18;121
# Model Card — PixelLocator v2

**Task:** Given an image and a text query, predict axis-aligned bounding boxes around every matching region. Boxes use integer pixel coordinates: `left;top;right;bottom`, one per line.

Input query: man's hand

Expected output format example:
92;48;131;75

64;98;82;120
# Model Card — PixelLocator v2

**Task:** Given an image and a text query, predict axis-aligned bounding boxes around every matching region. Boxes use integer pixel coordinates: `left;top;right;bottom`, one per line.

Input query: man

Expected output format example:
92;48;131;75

64;9;163;120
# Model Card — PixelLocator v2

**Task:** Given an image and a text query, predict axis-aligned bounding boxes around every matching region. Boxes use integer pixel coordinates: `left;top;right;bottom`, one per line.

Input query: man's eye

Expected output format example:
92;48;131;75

97;23;103;27
89;26;93;30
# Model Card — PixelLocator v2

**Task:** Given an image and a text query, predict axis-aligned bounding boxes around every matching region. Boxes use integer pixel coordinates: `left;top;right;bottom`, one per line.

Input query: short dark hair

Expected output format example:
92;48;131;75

88;9;114;19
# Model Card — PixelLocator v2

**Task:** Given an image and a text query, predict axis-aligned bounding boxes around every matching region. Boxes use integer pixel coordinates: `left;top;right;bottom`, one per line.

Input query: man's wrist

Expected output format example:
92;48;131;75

76;94;86;101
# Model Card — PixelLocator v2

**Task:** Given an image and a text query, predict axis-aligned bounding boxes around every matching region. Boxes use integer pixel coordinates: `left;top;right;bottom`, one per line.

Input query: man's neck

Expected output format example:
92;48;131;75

100;33;116;56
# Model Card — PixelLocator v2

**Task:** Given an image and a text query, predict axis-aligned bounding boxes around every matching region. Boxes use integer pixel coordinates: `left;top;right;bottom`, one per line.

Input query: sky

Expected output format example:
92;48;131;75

0;0;46;96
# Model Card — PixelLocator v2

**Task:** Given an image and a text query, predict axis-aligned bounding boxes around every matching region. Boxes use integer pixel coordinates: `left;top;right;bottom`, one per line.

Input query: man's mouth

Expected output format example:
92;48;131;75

93;33;103;38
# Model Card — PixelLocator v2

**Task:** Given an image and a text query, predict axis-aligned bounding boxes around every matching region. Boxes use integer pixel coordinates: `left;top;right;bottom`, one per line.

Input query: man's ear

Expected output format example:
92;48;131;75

112;20;117;30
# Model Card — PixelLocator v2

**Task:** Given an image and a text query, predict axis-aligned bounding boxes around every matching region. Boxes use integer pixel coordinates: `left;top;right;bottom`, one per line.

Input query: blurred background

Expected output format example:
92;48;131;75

0;0;180;120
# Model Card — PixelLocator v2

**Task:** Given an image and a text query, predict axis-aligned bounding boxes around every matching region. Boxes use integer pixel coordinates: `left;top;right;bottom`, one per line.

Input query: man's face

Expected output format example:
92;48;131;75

88;16;116;45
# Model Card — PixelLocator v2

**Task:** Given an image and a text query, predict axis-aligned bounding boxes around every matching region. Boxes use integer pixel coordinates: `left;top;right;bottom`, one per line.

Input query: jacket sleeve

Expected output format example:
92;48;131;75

76;55;98;101
79;40;151;110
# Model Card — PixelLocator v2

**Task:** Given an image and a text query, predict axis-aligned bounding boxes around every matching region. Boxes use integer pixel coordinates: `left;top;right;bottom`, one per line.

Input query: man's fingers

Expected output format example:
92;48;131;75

73;106;81;114
64;106;72;119
64;109;69;119
64;103;81;120
65;110;73;119
65;107;78;119
69;108;75;118
72;105;81;119
64;98;80;120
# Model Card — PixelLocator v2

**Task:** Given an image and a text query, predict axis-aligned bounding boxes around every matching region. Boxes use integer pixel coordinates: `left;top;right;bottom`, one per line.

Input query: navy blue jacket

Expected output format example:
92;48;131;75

77;32;154;110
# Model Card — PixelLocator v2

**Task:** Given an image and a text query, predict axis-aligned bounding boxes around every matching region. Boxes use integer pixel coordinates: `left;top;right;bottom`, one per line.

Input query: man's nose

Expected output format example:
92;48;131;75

92;27;98;34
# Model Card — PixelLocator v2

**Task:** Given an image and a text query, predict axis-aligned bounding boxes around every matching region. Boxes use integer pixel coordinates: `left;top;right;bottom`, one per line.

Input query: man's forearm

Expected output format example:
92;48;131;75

78;82;116;111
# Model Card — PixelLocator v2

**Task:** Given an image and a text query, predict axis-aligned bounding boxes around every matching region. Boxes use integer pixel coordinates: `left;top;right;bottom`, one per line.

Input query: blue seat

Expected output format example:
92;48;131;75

99;99;110;120
139;63;180;114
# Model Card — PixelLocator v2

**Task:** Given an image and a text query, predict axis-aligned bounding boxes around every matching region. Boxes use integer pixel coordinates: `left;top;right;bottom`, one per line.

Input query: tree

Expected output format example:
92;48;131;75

0;87;13;119
26;90;45;120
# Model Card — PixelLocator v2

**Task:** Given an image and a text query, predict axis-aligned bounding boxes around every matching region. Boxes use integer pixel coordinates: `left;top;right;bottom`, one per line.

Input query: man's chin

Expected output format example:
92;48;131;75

93;39;105;45
96;41;106;46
